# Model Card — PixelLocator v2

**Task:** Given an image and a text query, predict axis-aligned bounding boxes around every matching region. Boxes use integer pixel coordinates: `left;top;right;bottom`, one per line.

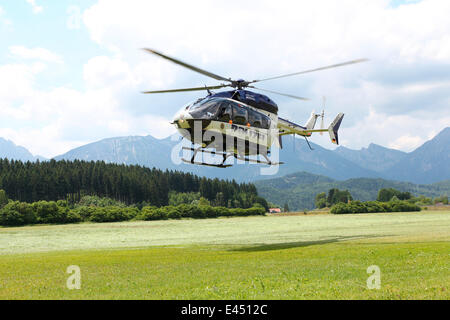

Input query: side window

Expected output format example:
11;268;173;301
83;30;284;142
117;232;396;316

248;109;262;128
218;101;233;122
261;115;270;129
232;103;248;125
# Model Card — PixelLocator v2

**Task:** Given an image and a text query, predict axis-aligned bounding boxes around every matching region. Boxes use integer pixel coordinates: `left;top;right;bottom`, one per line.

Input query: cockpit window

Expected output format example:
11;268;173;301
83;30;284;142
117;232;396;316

248;109;262;128
232;103;248;125
188;98;271;128
190;98;214;110
261;115;270;129
188;98;221;119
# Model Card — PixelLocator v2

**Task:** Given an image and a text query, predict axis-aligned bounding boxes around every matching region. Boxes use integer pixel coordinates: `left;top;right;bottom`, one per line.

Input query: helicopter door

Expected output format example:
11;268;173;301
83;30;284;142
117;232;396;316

232;104;248;126
261;115;270;129
248;109;263;128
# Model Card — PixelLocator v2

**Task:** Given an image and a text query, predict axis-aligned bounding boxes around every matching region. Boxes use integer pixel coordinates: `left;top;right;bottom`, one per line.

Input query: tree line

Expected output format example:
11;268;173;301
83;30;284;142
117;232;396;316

0;158;266;208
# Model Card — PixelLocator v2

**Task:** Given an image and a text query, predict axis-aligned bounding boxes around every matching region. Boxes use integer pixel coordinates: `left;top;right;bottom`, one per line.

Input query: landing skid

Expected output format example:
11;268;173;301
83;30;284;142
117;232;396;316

234;154;284;166
181;147;283;168
181;158;233;168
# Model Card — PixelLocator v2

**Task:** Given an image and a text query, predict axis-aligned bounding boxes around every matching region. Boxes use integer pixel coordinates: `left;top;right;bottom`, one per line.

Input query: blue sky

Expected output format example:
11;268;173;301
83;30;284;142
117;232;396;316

0;0;449;157
0;1;104;90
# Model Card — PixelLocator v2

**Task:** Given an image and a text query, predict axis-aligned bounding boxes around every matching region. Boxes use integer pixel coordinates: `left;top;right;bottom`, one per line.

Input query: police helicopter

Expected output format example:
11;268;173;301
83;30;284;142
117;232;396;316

142;48;367;168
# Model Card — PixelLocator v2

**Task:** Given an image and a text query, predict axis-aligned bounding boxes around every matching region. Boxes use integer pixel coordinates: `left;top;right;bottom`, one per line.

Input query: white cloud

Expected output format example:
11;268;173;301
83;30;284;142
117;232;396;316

9;46;63;64
83;56;135;89
26;0;43;14
388;135;424;151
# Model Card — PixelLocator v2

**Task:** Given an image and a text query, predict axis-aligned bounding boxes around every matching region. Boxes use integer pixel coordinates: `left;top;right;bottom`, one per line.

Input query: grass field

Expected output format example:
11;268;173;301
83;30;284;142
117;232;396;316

0;211;449;299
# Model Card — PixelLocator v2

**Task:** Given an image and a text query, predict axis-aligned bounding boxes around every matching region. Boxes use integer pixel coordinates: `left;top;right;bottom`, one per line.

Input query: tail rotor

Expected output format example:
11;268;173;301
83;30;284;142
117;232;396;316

320;97;326;136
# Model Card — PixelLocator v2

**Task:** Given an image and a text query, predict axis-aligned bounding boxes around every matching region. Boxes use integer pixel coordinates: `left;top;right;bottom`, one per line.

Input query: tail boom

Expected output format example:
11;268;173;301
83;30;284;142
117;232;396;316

277;113;344;145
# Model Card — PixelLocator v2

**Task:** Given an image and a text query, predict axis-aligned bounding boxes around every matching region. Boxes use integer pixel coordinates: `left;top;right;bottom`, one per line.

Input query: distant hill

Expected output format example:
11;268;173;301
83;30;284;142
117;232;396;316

383;127;450;184
0;138;46;162
332;127;449;183
254;171;450;211
54;135;176;170
335;143;407;173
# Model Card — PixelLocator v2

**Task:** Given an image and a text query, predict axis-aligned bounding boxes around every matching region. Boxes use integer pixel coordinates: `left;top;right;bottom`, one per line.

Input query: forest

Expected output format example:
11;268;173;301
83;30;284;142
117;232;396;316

0;158;267;208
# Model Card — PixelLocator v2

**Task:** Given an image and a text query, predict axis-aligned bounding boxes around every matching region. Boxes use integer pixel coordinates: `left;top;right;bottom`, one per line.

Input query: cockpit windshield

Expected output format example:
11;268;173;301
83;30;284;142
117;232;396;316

190;97;214;110
188;98;222;119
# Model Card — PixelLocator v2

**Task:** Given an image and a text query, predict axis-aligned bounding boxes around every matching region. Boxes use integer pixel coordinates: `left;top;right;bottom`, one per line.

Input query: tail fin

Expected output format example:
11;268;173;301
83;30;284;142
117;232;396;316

305;111;319;130
328;113;344;145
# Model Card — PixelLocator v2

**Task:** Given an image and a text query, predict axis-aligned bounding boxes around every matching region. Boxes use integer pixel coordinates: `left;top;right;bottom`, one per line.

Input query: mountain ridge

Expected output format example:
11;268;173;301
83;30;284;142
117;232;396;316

0;138;46;162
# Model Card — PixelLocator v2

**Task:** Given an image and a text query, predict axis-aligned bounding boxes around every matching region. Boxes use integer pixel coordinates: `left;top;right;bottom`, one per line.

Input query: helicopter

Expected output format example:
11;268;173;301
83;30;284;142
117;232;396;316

142;48;367;168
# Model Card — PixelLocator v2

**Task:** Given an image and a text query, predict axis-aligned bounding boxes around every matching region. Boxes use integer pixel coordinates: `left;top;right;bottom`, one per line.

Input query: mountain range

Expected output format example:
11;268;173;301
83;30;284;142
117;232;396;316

0;138;46;162
0;127;448;185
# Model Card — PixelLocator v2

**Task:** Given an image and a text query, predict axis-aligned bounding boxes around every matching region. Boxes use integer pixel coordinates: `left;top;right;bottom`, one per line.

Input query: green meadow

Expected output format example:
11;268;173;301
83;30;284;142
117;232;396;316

0;211;449;299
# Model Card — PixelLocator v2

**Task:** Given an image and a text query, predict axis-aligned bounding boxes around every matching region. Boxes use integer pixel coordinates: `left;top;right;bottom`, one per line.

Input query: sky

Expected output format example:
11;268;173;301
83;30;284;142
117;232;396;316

0;0;449;158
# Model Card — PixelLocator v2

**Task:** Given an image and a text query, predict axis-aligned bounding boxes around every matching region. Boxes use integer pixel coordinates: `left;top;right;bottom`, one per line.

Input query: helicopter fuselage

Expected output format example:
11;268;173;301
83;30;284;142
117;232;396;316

173;95;277;156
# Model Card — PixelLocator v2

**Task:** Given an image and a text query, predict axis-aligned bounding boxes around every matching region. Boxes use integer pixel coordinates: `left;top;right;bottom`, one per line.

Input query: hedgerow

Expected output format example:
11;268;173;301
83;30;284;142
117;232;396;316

330;200;421;214
0;200;266;227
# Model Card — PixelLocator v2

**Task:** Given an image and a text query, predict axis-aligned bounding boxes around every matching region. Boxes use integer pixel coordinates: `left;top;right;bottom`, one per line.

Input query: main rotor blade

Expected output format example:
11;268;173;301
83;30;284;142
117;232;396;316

142;84;228;94
249;86;309;101
143;48;231;82
252;58;368;83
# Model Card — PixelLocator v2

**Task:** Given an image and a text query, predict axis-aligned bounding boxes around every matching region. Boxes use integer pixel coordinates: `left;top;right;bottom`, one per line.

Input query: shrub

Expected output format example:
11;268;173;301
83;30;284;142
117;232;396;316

32;201;68;224
391;201;421;212
73;206;97;221
214;206;230;217
365;201;386;213
330;203;351;214
190;205;205;219
136;206;168;221
66;210;82;223
166;206;182;219
89;206;138;223
0;201;36;226
200;205;217;219
174;204;198;218
247;207;266;216
348;201;368;214
88;207;108;222
125;207;140;220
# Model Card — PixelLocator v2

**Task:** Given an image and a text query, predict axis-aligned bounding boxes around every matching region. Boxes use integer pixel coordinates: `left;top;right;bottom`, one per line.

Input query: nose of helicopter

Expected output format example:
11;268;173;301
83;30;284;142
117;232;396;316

173;109;192;129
